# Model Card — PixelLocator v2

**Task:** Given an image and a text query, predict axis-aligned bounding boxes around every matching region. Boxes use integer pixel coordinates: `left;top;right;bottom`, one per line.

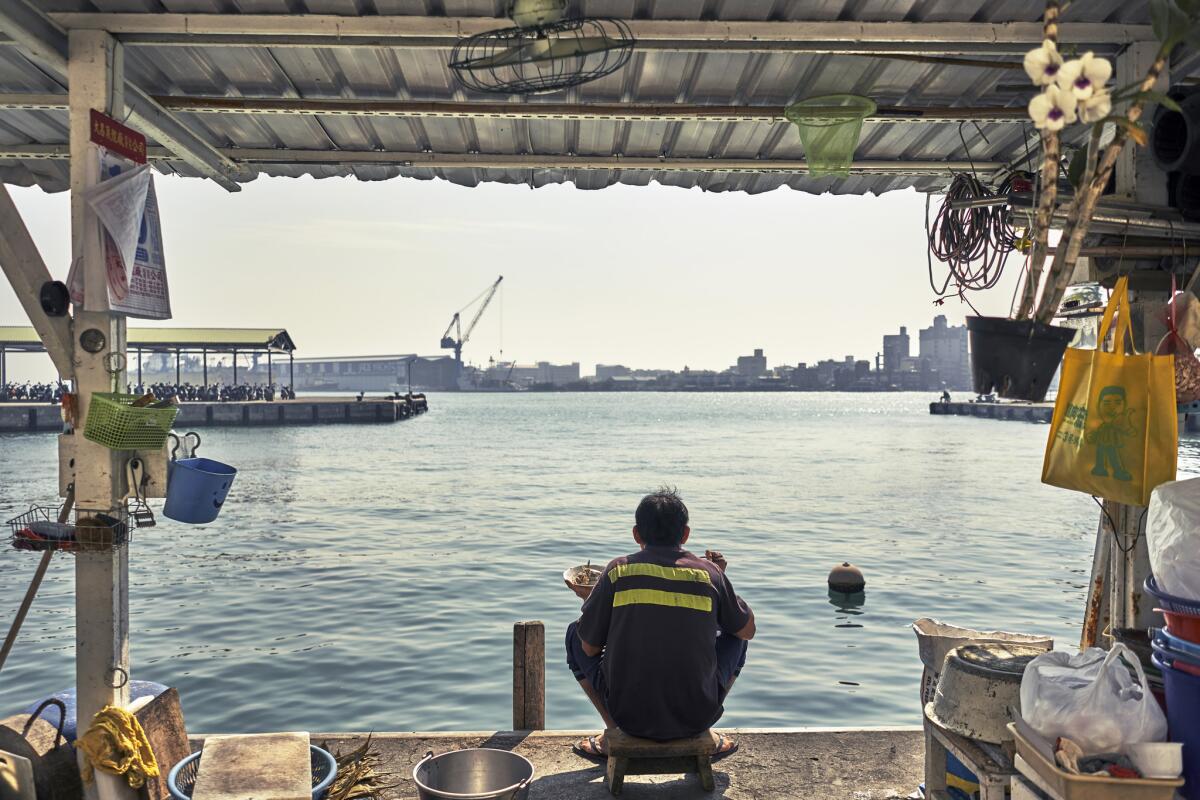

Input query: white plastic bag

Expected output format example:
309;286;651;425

1020;644;1167;754
1148;477;1200;599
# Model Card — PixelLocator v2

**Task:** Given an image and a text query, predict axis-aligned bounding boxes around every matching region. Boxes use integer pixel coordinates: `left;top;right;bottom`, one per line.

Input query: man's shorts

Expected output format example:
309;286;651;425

564;620;748;707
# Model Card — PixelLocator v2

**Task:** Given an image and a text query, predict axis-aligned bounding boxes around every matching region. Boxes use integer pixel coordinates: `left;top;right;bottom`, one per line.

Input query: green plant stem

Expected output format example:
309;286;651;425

1034;45;1170;324
1016;0;1061;321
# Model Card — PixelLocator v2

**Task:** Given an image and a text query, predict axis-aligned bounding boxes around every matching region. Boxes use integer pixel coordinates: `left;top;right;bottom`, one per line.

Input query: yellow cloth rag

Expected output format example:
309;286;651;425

77;704;160;789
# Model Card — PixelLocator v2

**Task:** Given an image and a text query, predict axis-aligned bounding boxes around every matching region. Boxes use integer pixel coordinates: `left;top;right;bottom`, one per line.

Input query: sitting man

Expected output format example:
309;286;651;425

566;488;755;759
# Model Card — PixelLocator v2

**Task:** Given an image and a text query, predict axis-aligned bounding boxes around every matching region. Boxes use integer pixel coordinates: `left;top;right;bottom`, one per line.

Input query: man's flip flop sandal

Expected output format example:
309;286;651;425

712;733;739;762
572;735;607;762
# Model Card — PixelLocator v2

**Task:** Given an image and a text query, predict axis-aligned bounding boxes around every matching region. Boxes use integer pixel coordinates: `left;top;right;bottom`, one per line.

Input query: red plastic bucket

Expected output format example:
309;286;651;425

1166;612;1200;645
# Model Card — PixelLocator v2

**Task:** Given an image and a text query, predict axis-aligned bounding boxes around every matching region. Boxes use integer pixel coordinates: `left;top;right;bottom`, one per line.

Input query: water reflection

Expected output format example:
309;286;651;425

828;589;866;628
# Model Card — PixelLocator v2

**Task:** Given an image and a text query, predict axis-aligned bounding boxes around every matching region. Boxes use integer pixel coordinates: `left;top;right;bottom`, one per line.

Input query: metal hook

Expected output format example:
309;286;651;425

107;666;129;689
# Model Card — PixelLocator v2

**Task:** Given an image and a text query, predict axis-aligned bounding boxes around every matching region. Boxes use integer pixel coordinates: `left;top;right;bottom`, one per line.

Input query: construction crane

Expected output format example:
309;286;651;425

441;275;503;365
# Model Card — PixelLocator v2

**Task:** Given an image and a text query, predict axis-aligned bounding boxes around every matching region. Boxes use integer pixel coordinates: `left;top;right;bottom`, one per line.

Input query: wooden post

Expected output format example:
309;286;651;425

512;621;545;731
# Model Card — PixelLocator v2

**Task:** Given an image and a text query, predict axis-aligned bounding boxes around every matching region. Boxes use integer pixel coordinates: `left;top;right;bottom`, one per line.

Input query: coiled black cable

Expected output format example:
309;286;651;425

927;173;1020;306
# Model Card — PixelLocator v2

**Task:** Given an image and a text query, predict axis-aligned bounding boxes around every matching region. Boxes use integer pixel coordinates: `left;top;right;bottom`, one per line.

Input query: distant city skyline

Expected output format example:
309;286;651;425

0;176;1023;382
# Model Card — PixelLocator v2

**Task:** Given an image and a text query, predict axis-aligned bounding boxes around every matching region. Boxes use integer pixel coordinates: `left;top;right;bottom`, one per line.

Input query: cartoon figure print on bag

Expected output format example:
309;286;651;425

1088;385;1136;482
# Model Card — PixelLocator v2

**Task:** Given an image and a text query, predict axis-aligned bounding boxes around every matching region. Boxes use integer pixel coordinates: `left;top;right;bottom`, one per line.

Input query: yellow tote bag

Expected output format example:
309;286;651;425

1042;277;1177;507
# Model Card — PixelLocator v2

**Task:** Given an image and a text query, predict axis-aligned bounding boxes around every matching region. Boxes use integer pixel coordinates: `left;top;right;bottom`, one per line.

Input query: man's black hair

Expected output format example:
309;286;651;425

635;487;689;546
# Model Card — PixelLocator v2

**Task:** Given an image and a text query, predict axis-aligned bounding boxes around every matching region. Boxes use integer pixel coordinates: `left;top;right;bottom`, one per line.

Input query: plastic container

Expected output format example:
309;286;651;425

1152;638;1200;677
1008;723;1183;800
1153;652;1200;799
965;316;1076;402
83;393;178;451
163;458;237;525
167;745;336;800
1154;628;1200;663
1129;742;1185;780
783;94;877;177
1146;576;1200;643
23;682;167;742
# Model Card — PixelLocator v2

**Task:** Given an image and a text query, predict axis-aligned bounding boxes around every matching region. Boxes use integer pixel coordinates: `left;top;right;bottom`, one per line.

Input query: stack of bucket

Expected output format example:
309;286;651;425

1147;576;1200;798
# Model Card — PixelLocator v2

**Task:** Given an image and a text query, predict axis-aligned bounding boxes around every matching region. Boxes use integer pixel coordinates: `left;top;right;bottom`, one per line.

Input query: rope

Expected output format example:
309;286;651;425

927;172;1020;307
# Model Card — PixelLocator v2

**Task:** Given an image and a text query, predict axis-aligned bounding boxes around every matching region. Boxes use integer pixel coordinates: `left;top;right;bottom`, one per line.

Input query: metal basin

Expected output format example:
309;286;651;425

413;749;534;800
926;643;1045;744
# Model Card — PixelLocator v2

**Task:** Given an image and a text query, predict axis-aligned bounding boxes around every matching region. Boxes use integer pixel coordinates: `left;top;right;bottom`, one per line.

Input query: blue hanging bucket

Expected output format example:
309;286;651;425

164;458;237;524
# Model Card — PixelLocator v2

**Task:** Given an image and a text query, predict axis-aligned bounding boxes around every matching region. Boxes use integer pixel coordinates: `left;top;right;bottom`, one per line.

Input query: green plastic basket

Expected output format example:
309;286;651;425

784;94;877;177
83;393;178;451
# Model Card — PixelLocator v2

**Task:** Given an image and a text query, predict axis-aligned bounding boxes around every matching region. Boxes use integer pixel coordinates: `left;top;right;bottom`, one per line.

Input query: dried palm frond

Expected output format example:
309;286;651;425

320;735;399;800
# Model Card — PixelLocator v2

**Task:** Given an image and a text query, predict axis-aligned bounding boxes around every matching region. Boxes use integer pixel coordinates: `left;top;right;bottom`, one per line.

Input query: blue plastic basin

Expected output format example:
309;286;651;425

163;458;237;524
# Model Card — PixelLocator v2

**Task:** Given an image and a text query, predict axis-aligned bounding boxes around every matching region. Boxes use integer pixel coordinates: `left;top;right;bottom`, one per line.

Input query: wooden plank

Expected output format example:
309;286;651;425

192;733;310;800
512;621;545;731
133;689;190;800
605;728;713;757
512;623;525;731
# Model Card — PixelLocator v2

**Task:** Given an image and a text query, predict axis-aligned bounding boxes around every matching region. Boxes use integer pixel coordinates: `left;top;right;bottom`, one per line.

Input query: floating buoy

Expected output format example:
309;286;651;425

828;562;865;593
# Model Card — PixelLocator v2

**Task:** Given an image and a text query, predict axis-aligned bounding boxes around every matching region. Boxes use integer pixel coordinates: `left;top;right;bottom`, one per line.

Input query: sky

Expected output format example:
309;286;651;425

0;173;1027;382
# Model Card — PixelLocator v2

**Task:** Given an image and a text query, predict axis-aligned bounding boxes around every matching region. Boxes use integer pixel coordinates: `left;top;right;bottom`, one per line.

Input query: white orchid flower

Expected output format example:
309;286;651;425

1029;85;1078;131
1056;52;1113;101
1024;40;1064;86
1079;90;1113;124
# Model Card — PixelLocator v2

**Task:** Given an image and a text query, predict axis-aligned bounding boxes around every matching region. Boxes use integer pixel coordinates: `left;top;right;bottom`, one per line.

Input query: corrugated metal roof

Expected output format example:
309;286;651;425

0;326;296;351
0;1;1170;196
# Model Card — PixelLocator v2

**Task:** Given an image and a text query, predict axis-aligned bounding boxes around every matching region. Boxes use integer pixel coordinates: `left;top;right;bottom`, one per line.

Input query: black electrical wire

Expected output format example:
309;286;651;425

926;172;1020;305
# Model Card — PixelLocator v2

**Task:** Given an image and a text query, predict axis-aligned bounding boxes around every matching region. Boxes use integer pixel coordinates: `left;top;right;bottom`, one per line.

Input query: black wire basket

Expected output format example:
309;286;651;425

7;505;133;553
449;17;635;95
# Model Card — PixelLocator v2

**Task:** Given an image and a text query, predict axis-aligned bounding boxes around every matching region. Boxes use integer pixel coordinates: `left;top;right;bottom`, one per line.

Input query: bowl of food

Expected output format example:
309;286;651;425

563;562;603;600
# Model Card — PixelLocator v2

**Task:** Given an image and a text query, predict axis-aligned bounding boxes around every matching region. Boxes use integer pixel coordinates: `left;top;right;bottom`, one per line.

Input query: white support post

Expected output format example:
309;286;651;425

67;29;131;742
1094;44;1173;638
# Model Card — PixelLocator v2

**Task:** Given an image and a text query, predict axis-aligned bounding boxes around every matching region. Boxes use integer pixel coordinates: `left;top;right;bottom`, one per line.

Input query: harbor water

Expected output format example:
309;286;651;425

3;392;1193;733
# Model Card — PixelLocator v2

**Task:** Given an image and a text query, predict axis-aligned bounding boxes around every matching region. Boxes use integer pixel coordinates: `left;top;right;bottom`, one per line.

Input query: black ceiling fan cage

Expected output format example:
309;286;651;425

449;17;635;95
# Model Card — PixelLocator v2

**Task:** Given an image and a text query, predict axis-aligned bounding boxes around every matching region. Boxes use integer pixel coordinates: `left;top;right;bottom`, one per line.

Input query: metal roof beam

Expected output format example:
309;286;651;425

44;14;1153;54
0;144;1000;176
0;1;245;191
0;92;1028;123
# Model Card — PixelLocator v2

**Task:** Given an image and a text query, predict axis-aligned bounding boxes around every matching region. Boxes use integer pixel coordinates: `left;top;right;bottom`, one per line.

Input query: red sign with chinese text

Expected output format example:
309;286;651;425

89;109;146;164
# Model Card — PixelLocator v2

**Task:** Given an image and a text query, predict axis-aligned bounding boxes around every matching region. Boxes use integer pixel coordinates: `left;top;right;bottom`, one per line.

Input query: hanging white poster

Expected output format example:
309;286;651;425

66;149;172;319
111;173;171;319
99;150;172;319
84;163;150;280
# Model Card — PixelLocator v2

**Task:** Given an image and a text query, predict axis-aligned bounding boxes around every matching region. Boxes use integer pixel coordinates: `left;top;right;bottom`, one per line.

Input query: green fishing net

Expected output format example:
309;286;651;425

784;94;877;177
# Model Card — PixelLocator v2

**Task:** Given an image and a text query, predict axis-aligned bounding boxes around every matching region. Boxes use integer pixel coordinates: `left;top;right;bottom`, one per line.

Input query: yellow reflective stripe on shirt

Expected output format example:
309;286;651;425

607;563;712;585
612;589;713;612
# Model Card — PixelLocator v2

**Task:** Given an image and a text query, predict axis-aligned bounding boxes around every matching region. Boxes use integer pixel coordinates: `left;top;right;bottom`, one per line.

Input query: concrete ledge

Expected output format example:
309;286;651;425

190;728;923;800
245;404;273;426
1;398;426;432
34;406;60;430
930;401;1053;423
175;404;208;426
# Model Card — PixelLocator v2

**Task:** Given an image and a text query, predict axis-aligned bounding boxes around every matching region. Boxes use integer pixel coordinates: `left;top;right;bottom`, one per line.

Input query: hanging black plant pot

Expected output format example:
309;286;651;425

966;316;1076;402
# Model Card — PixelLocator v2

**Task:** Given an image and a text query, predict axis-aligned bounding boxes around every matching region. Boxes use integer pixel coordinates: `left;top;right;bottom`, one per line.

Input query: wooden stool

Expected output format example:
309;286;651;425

603;727;715;796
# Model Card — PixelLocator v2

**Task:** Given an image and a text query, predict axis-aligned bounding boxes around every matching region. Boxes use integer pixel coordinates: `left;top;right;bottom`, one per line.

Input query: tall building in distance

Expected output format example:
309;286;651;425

735;348;768;377
919;315;971;390
881;327;910;375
